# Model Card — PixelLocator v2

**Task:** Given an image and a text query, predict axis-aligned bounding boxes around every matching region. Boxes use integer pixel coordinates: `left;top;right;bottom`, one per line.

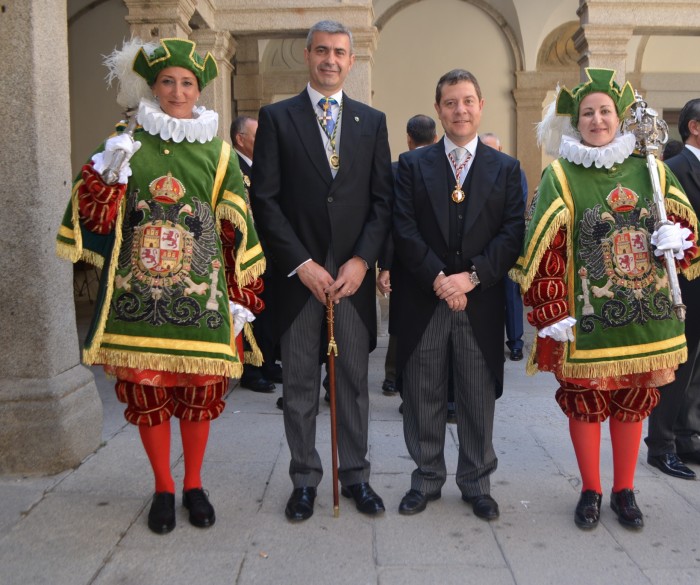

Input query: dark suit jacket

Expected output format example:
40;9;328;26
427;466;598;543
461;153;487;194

250;90;393;348
391;138;525;396
666;148;700;338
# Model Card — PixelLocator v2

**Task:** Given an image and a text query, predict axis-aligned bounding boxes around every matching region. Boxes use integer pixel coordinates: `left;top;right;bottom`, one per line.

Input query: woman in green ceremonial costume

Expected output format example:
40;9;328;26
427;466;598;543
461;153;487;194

510;69;700;531
56;39;265;534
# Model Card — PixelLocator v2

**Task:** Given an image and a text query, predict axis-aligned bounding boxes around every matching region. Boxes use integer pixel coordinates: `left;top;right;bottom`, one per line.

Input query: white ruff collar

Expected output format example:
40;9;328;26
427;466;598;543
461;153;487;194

136;98;218;143
559;132;636;169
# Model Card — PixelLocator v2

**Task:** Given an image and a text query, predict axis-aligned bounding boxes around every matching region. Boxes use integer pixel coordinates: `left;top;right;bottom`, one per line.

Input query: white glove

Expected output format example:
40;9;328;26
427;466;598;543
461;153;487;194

91;133;142;185
651;222;692;260
538;316;577;342
229;301;256;337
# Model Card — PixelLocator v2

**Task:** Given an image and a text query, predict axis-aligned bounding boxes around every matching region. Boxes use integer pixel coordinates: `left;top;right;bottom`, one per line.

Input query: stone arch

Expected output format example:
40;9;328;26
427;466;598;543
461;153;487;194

537;21;581;71
375;0;524;72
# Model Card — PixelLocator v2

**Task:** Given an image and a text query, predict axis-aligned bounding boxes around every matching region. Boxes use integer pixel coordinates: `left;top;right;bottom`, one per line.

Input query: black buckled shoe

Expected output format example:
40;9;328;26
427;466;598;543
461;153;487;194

148;492;176;534
462;494;500;520
647;453;696;480
285;487;316;521
398;489;441;515
509;348;524;361
183;488;216;528
574;490;602;530
341;482;385;515
610;489;644;530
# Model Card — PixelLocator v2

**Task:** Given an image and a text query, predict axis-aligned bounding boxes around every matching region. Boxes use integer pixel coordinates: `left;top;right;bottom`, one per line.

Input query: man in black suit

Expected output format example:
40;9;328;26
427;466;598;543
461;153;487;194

231;115;283;394
392;69;525;519
379;114;437;398
646;98;700;479
251;20;393;521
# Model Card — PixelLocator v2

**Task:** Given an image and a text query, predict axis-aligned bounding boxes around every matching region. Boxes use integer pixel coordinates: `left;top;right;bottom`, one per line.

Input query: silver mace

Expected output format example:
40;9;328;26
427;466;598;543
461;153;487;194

622;91;686;321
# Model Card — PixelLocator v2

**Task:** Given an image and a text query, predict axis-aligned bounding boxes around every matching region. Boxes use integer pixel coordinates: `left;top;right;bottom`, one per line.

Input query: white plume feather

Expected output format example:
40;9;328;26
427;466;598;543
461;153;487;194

103;38;159;109
536;85;578;157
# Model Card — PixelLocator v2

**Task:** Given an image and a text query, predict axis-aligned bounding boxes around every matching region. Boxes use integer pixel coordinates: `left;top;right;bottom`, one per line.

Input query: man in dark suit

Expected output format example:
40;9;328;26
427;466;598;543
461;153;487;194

379;114;437;398
251;20;393;521
230;115;283;394
392;69;525;520
480;132;528;362
646;98;700;479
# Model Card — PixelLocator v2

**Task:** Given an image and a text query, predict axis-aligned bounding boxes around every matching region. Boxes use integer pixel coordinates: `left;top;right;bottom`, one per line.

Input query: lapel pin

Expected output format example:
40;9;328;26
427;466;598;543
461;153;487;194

354;116;360;122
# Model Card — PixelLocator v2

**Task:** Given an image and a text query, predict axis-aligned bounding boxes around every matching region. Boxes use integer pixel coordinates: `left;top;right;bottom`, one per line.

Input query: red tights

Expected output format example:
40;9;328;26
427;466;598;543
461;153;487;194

568;418;642;494
138;419;211;493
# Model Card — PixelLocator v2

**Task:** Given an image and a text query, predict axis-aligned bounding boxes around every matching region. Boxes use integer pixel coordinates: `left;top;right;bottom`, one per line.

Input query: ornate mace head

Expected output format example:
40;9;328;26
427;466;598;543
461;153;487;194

622;90;669;157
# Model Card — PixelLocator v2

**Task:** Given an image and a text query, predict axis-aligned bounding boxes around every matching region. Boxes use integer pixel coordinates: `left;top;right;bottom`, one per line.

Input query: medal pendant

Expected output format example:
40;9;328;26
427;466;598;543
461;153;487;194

451;188;465;203
330;154;340;170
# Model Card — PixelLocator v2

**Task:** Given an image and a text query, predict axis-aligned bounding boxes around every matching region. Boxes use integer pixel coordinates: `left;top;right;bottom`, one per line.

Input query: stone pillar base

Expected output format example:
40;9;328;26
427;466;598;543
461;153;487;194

0;366;103;475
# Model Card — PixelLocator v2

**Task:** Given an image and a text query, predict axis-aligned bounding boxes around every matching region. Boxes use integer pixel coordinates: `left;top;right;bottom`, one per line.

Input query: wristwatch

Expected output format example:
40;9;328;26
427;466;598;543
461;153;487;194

469;266;480;287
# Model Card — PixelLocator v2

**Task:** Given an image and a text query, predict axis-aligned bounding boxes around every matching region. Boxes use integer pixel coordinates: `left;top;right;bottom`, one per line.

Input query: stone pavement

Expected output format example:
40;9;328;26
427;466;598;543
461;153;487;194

1;303;700;585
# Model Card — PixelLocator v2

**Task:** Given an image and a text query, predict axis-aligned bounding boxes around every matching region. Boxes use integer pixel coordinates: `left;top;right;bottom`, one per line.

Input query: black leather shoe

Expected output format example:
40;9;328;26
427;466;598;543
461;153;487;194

381;379;397;395
446;402;457;424
183;488;216;528
285;487;316;521
399;402;404;415
398;489;441;515
240;376;276;393
148;492;176;534
510;348;524;361
324;390;330;403
462;494;500;520
647;453;696;480
610;489;644;530
276;396;284;411
341;482;385;515
574;490;602;530
265;364;283;384
677;450;700;465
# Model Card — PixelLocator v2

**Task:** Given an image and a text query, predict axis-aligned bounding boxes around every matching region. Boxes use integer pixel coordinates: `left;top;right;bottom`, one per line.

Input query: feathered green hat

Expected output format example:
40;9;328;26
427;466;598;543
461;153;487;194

133;38;218;89
556;68;635;128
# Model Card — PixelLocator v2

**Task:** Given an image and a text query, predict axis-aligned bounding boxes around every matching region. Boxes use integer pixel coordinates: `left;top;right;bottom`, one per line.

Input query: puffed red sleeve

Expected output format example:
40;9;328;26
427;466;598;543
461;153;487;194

523;228;569;329
77;164;126;234
220;219;265;314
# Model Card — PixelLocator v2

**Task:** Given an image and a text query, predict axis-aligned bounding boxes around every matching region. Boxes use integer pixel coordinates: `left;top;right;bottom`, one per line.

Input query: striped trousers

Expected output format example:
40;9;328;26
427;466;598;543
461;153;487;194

403;302;498;497
281;257;371;488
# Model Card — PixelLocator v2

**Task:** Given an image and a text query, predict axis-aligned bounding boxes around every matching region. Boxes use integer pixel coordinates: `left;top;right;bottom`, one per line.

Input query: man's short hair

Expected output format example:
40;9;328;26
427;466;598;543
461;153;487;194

306;20;354;53
678;98;700;144
230;115;255;143
406;115;436;146
435;69;482;104
662;139;684;160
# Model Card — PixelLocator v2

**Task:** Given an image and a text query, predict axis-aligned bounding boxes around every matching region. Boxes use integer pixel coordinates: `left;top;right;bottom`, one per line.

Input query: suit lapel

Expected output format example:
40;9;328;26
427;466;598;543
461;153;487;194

288;91;333;184
462;140;500;235
419;140;451;245
683;148;700;193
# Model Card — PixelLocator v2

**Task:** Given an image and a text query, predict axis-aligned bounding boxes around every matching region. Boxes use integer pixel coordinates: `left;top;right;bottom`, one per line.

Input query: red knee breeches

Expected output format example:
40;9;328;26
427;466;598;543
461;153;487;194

555;383;659;423
116;379;227;426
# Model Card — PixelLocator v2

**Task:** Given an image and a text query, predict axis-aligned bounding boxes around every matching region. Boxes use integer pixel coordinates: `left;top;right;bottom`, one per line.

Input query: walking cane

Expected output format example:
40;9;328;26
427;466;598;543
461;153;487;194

326;294;340;517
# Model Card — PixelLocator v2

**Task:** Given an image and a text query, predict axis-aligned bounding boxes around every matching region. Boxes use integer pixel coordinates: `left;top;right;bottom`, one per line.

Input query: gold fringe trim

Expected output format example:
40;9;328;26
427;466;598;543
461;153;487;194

82;201;126;357
683;259;700;281
55;241;105;269
510;209;570;292
560;347;687;379
666;192;698;229
84;348;243;379
216;203;266;288
525;340;540;376
243;321;263;366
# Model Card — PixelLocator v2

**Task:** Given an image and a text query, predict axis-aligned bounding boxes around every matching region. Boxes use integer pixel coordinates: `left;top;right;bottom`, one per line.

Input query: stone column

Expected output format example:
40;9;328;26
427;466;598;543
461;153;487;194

345;27;378;104
124;0;196;40
191;29;237;141
512;84;546;200
0;0;102;474
573;24;633;83
233;37;263;118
